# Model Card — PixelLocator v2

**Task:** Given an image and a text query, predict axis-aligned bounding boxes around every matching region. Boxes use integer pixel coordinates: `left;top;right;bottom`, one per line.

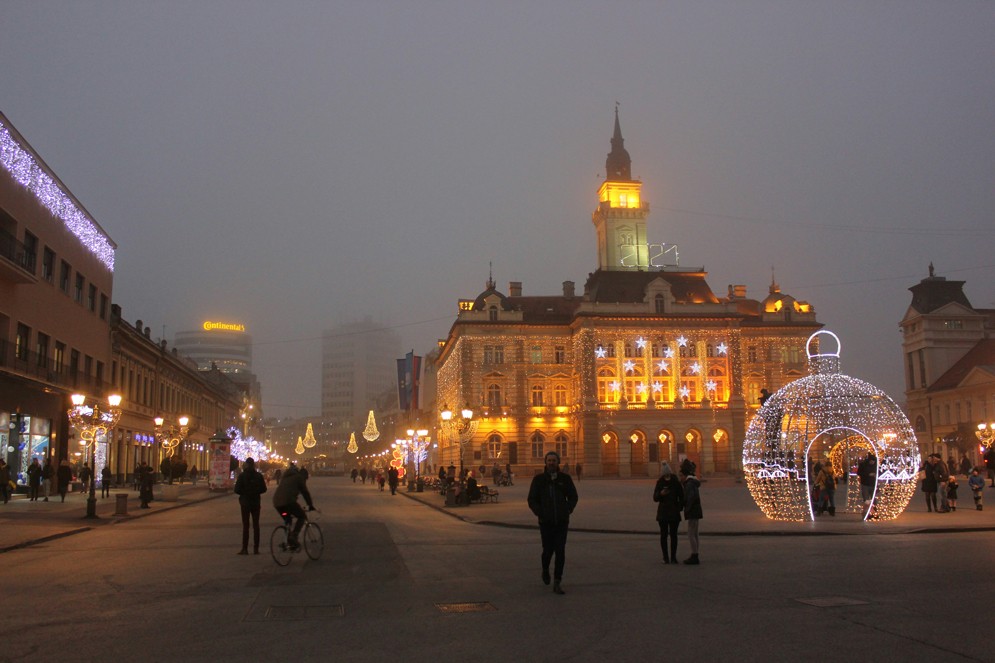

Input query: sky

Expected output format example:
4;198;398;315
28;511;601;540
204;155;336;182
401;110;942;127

2;1;993;418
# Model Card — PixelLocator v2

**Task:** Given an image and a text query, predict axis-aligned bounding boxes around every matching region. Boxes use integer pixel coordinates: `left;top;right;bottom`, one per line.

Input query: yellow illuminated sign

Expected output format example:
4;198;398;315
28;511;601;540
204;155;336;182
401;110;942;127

203;321;246;332
458;300;474;311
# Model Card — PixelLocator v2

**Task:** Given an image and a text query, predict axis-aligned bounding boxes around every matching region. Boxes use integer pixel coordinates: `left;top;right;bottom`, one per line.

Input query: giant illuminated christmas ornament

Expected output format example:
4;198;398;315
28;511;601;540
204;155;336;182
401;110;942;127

362;411;380;442
347;432;358;454
302;423;317;448
294;436;305;455
743;330;919;522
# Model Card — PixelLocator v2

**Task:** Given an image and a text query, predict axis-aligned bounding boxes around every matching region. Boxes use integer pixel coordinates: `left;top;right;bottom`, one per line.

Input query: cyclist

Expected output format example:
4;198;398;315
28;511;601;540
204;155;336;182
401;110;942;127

272;463;315;549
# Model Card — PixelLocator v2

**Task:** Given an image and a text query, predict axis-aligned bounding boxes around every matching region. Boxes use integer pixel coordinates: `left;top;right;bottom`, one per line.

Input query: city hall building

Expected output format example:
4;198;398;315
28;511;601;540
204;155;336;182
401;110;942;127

436;112;821;477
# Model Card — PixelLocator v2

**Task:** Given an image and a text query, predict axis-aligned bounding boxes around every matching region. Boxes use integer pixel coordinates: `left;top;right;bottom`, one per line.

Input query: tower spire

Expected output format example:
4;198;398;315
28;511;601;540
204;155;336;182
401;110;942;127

605;104;632;181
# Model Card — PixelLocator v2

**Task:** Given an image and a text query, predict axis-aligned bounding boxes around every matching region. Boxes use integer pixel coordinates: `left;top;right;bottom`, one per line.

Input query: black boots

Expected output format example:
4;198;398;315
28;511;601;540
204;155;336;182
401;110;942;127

683;554;700;565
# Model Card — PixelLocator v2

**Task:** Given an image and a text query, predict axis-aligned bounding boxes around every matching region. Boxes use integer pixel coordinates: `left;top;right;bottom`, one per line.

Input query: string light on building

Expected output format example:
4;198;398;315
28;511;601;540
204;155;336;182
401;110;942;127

743;330;919;522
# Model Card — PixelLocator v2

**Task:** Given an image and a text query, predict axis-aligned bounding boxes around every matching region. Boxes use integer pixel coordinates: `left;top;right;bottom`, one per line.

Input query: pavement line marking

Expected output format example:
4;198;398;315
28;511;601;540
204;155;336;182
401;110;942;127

795;596;869;608
435;602;496;613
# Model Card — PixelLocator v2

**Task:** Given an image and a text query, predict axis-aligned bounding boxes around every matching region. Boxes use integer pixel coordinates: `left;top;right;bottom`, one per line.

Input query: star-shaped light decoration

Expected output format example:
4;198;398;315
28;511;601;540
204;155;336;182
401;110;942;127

679;385;691;399
635;337;647;349
657;360;669;372
636;383;647;394
652;381;663;392
717;342;728;355
706;380;717;393
623;360;636;373
677;335;688;347
690;362;702;374
609;381;621;392
664;347;674;358
595;345;607;359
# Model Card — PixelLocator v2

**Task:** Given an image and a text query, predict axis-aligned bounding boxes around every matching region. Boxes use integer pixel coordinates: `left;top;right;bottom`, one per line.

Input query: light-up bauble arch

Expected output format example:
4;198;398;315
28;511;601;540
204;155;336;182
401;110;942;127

743;330;919;522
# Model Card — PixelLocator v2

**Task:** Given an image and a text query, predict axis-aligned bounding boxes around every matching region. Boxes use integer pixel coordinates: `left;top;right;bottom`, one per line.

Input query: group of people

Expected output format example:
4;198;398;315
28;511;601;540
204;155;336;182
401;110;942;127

234;458;316;555
12;458;113;503
922;453;988;513
524;451;703;596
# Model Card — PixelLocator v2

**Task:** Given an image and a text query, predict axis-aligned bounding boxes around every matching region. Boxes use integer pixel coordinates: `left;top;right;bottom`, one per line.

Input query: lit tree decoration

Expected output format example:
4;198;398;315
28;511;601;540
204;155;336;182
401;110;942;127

743;330;919;522
347;432;358;454
302;422;317;448
294;436;305;455
362;410;380;442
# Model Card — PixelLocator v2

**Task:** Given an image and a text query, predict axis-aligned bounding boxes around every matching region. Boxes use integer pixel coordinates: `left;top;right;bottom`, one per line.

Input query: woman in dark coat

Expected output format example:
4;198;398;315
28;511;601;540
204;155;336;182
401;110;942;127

653;462;684;564
56;459;73;503
139;463;155;508
922;454;939;512
233;457;268;555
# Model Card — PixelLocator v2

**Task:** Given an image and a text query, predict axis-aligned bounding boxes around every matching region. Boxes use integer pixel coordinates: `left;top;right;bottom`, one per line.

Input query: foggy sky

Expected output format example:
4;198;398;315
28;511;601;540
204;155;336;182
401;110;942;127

2;1;993;418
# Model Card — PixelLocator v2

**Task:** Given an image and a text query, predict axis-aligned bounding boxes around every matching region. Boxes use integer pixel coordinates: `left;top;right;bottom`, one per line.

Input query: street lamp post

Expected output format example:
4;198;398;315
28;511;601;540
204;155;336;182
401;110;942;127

440;404;477;498
976;422;995;449
68;393;122;519
154;415;190;484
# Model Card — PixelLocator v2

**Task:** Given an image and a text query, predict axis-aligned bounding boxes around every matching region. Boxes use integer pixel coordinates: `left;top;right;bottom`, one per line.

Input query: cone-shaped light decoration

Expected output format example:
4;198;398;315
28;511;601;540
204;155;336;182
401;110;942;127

302;422;317;448
294;436;305;455
347;432;358;454
362;410;380;442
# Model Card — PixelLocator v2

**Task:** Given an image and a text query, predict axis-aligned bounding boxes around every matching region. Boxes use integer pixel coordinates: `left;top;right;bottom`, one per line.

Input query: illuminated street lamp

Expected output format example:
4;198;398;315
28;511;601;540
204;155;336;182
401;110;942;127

154;415;190;483
440;403;477;489
976;422;995;449
68;393;122;519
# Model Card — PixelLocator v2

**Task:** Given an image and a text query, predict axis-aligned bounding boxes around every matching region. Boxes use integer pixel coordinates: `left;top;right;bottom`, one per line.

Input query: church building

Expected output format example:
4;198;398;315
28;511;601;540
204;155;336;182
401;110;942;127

435;111;821;477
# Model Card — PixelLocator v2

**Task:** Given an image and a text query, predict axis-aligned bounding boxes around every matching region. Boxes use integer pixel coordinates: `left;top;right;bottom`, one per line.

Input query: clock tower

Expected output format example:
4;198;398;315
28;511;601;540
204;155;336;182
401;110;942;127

592;107;649;271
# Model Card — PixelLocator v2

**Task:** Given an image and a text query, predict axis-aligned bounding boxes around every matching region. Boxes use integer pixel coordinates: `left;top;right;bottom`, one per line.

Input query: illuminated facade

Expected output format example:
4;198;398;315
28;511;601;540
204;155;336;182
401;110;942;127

901;267;995;465
436;111;821;477
0;112;116;482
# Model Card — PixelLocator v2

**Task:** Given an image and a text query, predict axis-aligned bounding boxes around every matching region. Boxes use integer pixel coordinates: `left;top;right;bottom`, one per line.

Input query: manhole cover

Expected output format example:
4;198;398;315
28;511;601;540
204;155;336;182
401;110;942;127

795;596;869;608
435;602;496;614
264;604;345;620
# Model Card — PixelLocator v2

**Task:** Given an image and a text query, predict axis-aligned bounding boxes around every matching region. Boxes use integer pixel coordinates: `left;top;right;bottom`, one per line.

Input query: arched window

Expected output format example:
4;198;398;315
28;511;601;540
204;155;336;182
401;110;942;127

597;367;618;404
488;306;498;321
915;415;927;433
531;384;545;407
487;433;503;459
487;383;502;407
555;432;569;458
553;385;567;406
530;431;545;459
655;294;665;313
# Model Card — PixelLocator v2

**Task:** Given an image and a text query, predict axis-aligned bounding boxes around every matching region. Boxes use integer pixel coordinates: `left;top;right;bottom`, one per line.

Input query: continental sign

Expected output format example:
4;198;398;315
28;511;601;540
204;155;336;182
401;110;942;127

202;321;246;332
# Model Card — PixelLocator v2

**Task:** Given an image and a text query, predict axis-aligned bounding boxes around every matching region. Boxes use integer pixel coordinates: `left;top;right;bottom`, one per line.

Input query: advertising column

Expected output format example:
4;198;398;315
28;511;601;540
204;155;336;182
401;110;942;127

208;432;232;492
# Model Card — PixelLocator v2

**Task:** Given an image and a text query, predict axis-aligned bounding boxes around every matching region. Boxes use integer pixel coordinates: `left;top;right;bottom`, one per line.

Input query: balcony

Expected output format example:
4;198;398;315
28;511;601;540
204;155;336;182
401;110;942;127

0;339;108;393
0;227;37;284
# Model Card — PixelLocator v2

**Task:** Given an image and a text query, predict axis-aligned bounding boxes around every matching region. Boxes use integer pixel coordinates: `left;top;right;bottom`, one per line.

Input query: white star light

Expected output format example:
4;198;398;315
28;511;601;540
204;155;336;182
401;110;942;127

609;381;621;392
691;362;702;374
652;381;663;392
679;386;691;399
636;383;647;394
706;380;717;392
717;342;728;355
677;335;688;347
595;346;607;358
657;360;669;372
623;360;636;373
635;337;647;349
664;347;674;358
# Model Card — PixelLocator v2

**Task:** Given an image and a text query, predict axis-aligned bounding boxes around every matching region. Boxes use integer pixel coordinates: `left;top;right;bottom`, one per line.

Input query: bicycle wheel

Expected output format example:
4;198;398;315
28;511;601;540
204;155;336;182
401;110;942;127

270;526;293;566
303;522;324;560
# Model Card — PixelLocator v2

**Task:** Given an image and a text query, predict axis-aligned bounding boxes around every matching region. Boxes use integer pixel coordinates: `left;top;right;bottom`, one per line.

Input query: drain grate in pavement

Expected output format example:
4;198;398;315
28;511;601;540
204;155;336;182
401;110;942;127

795;596;869;608
435;602;496;614
264;604;345;620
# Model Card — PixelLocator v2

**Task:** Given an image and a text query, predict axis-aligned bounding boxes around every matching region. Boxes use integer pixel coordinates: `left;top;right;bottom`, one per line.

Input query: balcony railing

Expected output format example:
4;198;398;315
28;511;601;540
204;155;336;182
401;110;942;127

0;227;36;283
0;338;108;394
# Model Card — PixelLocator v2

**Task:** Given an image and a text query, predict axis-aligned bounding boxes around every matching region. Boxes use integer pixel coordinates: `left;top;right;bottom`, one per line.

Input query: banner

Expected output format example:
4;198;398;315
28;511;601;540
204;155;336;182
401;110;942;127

396;351;423;412
208;435;233;492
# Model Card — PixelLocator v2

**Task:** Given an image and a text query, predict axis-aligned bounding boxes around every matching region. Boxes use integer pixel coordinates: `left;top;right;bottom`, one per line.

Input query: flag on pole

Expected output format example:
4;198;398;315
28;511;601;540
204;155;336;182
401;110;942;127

397;351;423;411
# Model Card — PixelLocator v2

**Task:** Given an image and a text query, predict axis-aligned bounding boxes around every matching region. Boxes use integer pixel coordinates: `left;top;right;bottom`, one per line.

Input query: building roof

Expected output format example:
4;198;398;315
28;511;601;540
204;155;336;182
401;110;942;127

928;338;995;392
605;106;632;181
908;274;972;314
583;269;720;304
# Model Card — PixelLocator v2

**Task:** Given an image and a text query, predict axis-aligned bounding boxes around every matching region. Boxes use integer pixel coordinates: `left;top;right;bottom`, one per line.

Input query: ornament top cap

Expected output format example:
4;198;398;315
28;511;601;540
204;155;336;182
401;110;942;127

806;330;841;375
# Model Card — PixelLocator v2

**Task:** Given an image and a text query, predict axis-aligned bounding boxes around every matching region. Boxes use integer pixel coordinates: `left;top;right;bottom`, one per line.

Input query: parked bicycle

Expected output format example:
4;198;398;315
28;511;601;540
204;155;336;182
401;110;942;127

270;509;323;566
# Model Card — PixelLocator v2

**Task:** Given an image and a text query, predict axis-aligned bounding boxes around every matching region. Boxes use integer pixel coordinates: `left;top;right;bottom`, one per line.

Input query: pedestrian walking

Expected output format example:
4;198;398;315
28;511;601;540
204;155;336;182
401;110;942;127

575;463;583;481
653;462;684;564
680;459;702;565
0;459;11;504
27;458;42;501
233;457;267;555
138;462;154;508
922;455;939;512
190;464;199;486
79;462;93;495
41;458;54;501
969;469;985;510
491;462;501;485
527;451;578;595
936;455;951;512
959;454;972;477
57;460;72;502
387;467;399;495
377;471;385;491
100;465;112;497
816;461;837;516
857;451;877;513
351;468;358;483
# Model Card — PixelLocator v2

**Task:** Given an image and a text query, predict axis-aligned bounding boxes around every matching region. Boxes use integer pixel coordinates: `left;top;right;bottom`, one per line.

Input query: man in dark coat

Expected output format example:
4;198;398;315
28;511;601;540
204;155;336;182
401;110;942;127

57;460;73;502
527;451;578;595
857;452;877;509
387;467;399;495
233;457;267;555
272;464;315;547
27;458;42;501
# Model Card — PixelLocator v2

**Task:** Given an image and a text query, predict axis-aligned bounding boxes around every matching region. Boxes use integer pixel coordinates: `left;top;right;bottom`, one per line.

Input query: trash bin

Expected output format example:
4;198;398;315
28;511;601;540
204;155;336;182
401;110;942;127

445;486;456;506
114;493;129;516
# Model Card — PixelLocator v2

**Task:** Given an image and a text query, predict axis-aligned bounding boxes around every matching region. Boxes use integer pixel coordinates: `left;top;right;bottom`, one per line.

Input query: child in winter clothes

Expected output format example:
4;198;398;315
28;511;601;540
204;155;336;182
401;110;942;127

946;476;959;511
968;469;985;510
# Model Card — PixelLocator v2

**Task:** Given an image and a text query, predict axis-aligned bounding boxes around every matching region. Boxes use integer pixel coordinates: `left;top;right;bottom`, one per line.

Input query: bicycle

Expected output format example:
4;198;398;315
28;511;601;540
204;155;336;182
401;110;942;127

270;509;323;566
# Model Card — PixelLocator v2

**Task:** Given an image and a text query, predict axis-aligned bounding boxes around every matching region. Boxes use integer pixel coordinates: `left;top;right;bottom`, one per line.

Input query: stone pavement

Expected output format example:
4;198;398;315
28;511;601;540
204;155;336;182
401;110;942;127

4;475;994;554
0;481;223;552
399;475;995;536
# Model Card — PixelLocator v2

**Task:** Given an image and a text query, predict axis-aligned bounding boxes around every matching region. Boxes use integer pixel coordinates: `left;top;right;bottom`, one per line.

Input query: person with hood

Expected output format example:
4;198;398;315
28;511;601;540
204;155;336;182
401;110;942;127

527;451;578;595
233;457;267;555
680;459;702;565
272;464;315;549
653;462;684;564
